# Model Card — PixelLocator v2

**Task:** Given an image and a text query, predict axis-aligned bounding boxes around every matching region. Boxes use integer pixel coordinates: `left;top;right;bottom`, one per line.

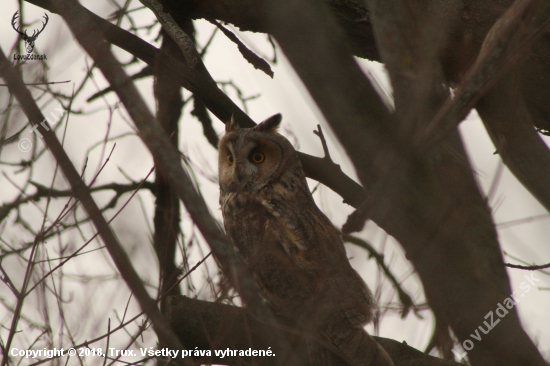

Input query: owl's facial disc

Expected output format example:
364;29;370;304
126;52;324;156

219;136;285;192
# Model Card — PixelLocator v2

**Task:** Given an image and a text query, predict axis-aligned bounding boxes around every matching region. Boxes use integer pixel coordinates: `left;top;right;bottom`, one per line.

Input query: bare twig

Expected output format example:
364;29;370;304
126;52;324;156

0;180;155;224
312;124;332;161
28;253;212;366
86;65;152;102
497;213;550;229
102;319;110;366
209;19;274;78
191;96;219;148
0;44;191;364
342;234;415;318
0;80;71;86
505;262;550;270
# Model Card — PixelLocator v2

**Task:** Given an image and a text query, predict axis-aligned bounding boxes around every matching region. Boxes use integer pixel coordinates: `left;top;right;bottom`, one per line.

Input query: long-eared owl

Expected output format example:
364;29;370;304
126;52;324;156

218;114;394;366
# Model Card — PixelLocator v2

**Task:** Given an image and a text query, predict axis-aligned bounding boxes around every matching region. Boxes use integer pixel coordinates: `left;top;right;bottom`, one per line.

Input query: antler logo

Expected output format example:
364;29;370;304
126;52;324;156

12;11;49;54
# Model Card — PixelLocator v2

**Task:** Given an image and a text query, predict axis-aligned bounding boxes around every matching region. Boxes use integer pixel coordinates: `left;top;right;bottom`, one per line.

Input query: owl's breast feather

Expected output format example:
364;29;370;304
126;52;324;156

221;191;274;262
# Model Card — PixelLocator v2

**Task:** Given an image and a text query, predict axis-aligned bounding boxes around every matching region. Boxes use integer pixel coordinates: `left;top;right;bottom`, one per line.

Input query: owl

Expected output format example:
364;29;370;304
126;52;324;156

219;114;394;366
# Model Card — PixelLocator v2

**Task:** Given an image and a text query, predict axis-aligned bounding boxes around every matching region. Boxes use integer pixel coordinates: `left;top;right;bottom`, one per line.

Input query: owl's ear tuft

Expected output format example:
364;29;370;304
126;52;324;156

254;114;282;133
226;114;241;133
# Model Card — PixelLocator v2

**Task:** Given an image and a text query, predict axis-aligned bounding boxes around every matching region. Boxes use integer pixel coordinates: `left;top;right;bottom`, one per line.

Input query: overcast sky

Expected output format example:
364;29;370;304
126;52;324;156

1;1;549;363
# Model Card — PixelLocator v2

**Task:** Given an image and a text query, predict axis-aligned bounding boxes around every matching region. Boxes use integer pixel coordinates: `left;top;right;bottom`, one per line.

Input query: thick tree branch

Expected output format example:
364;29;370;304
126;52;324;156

173;0;550;135
255;0;546;365
423;0;550;148
418;0;550;214
173;0;380;62
366;0;457;135
477;69;550;214
140;0;200;67
362;3;528;363
24;0;367;210
153;32;185;313
167;296;461;366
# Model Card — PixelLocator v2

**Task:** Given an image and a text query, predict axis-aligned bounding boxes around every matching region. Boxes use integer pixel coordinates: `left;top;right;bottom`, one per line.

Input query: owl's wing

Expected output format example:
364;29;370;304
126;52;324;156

260;198;347;269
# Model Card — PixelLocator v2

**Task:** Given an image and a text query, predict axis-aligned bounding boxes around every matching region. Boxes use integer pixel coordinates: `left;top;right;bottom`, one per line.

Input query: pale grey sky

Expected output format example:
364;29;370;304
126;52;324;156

1;1;549;363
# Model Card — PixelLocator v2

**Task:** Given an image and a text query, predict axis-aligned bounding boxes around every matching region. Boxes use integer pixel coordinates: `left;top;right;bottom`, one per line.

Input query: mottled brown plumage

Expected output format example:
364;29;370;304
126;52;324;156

219;114;393;366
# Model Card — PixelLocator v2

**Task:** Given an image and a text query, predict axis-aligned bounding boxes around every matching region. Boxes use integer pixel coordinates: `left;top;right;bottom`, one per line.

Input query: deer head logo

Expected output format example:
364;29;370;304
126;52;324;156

12;11;49;54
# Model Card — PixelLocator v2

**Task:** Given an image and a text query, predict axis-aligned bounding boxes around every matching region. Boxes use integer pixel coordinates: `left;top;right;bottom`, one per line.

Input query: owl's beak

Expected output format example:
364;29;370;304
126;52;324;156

235;163;246;183
233;162;251;187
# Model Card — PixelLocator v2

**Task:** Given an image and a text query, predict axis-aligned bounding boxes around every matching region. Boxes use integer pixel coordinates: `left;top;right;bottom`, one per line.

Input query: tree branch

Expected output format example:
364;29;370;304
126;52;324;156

173;0;550;135
255;0;546;364
152;32;185;313
172;0;380;62
43;1;304;363
209;19;274;78
418;0;550;215
167;296;462;366
342;234;415;318
0;181;155;224
477;69;550;214
0;45;191;365
24;0;368;210
422;0;550;148
505;262;550;271
140;0;200;67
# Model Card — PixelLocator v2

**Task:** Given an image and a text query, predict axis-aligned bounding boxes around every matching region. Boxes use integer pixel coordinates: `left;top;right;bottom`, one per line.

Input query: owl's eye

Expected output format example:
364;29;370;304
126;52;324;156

227;154;234;165
251;151;265;164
